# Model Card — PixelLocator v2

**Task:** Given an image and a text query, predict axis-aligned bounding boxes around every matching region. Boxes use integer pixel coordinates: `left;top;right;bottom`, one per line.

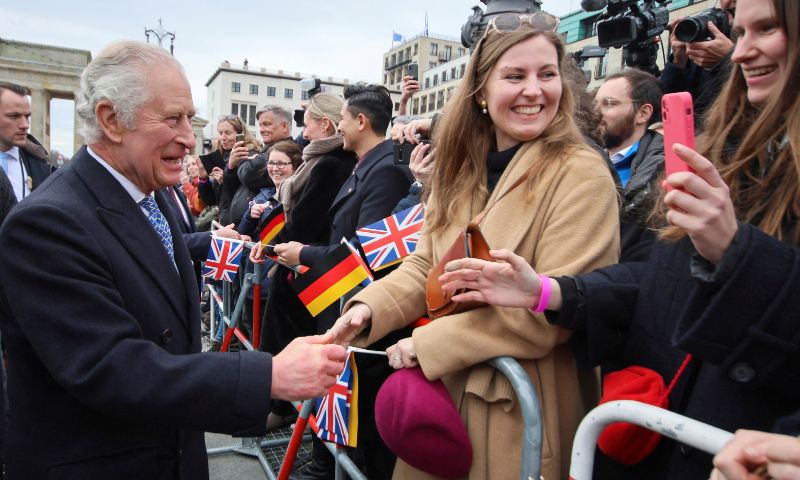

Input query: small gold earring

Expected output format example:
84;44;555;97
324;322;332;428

480;100;488;114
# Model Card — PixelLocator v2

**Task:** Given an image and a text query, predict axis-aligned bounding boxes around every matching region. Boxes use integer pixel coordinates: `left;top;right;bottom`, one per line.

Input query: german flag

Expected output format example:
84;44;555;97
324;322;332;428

292;244;371;317
258;204;285;246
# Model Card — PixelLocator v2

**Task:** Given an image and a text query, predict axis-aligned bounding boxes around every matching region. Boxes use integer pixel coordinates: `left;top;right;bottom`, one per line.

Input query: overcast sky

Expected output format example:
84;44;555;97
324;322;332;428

2;0;579;156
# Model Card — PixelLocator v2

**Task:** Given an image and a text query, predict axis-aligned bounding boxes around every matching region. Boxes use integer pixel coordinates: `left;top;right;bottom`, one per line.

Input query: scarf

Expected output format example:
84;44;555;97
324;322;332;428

277;134;344;213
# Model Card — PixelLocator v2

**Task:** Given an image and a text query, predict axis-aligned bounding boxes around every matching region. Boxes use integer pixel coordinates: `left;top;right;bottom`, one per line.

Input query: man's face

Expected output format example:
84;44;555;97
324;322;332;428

593;78;638;151
108;64;196;193
258;111;287;145
0;90;31;151
337;103;360;153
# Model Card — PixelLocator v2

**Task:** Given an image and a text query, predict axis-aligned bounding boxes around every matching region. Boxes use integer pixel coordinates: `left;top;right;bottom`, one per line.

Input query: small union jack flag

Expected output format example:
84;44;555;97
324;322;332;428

356;203;425;271
316;352;359;447
202;237;245;282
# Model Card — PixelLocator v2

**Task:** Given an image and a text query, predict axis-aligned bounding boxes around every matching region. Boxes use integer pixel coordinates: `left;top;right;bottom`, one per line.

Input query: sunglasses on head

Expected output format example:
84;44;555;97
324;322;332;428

480;12;560;42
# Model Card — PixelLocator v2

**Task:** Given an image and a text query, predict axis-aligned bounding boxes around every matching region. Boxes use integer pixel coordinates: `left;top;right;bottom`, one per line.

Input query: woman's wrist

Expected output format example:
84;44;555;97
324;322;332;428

530;276;562;313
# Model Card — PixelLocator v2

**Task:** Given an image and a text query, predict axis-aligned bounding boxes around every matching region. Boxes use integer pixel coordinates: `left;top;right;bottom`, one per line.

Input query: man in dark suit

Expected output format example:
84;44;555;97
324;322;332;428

0;41;345;479
0;82;54;202
274;84;412;480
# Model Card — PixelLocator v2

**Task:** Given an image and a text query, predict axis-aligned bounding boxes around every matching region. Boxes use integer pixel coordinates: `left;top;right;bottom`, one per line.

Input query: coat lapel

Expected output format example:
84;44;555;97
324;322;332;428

329;140;392;214
72;148;192;330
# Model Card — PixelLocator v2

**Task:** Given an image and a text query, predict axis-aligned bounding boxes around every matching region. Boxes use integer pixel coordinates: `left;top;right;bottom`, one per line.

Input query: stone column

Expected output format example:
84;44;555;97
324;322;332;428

73;103;84;152
29;88;51;151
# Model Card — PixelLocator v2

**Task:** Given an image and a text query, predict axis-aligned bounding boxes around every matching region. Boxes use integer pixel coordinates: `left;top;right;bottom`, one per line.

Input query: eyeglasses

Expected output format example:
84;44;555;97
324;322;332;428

594;98;636;111
481;12;560;41
267;161;291;168
218;114;241;122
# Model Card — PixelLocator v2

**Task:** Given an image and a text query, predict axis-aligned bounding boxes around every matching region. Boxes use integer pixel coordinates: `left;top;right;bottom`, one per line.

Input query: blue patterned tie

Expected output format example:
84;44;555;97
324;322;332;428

0;152;9;174
139;194;175;263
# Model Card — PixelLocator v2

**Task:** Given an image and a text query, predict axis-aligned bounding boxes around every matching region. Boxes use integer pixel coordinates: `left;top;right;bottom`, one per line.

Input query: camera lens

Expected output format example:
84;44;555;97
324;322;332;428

674;17;704;43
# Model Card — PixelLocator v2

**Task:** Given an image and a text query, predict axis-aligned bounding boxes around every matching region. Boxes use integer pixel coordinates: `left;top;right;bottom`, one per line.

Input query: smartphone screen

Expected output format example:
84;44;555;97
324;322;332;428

662;92;695;191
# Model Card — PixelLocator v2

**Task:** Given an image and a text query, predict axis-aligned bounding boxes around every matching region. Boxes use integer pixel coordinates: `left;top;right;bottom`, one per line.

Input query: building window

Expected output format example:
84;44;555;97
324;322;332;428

412;98;419;115
231;102;257;126
596;53;609;79
248;105;256;126
458;47;465;57
442;71;447;83
437;91;445;109
249;84;258;95
428;95;435;111
285;88;293;99
406;47;412;59
430;43;438;55
444;46;452;61
385;57;389;68
420;95;427;113
460;64;466;78
301;91;309;101
231;82;241;93
267;86;276;97
424;78;430;89
391;53;397;66
413;43;418;55
451;67;457;79
433;74;439;87
398;51;404;63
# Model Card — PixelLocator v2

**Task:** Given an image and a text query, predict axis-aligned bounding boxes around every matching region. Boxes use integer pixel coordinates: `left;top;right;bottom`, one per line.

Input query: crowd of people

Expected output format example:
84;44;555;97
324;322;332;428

0;0;797;478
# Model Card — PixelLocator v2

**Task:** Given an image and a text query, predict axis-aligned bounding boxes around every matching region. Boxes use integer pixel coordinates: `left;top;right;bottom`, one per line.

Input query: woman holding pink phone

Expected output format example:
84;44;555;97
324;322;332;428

440;0;799;478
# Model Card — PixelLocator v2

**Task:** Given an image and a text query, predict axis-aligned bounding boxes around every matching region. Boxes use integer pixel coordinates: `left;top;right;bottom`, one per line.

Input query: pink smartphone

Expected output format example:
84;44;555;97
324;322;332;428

662;92;695;191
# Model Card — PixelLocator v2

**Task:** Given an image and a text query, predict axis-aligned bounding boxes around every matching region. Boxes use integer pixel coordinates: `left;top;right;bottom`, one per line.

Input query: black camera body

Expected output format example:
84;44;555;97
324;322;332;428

674;8;731;43
596;0;670;48
590;0;669;77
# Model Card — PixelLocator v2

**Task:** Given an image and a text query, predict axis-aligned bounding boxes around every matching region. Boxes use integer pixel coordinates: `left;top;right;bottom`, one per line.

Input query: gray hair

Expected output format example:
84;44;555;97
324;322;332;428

75;41;182;144
255;105;292;125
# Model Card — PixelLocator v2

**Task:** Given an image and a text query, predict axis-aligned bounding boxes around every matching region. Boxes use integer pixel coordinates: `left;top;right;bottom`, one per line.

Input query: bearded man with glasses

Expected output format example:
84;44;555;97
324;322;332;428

593;68;665;261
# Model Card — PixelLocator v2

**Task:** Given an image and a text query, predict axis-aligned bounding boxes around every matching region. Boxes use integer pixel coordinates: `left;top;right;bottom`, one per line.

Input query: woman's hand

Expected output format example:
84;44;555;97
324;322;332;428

196;160;208;179
227;141;250;169
386;337;418;369
250;202;268;219
209;167;224;184
401;118;433;145
273;241;305;266
328;303;372;347
711;429;800;480
439;249;542;309
249;242;266;264
664;143;738;264
409;143;434;186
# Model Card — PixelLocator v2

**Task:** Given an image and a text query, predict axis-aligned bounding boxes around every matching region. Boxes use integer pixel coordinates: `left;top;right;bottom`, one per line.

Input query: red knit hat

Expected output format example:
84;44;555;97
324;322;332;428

597;366;669;465
375;367;473;479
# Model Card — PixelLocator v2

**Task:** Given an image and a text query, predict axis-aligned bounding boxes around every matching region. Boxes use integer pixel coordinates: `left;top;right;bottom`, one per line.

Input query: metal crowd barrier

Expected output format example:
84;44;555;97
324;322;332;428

568;400;734;480
201;241;546;479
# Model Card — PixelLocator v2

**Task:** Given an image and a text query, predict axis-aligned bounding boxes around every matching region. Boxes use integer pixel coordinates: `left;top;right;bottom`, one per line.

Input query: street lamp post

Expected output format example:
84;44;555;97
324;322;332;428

144;18;176;55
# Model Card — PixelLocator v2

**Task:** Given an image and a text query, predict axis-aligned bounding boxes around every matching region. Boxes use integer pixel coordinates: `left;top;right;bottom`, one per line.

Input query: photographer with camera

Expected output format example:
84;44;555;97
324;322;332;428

661;0;735;126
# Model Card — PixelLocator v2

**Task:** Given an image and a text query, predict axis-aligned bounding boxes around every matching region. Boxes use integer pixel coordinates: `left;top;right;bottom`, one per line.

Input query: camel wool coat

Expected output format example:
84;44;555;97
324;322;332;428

347;141;621;480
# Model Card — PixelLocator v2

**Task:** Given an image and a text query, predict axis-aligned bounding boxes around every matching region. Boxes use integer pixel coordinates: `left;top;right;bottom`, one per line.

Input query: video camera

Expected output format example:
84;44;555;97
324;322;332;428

581;0;669;76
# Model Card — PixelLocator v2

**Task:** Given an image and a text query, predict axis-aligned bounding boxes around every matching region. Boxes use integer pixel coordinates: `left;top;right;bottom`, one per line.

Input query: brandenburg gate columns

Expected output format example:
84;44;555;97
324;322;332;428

29;88;52;150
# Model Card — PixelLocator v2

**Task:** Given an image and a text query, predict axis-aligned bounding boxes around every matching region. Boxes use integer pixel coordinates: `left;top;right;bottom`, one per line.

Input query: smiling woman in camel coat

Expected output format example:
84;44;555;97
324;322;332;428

346;140;620;480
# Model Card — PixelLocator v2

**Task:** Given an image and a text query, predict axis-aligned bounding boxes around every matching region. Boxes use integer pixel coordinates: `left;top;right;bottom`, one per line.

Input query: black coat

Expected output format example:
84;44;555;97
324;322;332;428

260;148;356;354
0;148;273;479
0;167;15;225
299;140;413;266
558;226;800;480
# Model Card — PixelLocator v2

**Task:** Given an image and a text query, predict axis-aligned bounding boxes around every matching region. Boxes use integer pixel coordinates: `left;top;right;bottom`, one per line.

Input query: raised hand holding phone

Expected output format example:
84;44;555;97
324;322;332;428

662;92;695;192
662;92;737;264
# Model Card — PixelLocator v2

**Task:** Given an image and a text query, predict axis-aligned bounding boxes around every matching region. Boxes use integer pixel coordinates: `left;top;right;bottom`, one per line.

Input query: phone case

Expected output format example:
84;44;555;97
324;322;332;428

662;92;695;191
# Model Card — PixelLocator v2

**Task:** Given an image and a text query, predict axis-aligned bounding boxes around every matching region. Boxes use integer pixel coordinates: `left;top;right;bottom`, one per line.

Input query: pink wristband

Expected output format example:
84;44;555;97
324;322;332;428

532;274;551;313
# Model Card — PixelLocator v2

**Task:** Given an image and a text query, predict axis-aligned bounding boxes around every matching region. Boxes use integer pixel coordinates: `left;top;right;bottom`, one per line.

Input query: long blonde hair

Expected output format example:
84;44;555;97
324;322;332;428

426;27;589;232
216;115;262;153
659;0;800;243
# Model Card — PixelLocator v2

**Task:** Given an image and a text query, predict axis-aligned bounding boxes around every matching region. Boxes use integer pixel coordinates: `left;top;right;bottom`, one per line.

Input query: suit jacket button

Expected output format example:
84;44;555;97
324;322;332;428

729;362;755;383
160;329;173;345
